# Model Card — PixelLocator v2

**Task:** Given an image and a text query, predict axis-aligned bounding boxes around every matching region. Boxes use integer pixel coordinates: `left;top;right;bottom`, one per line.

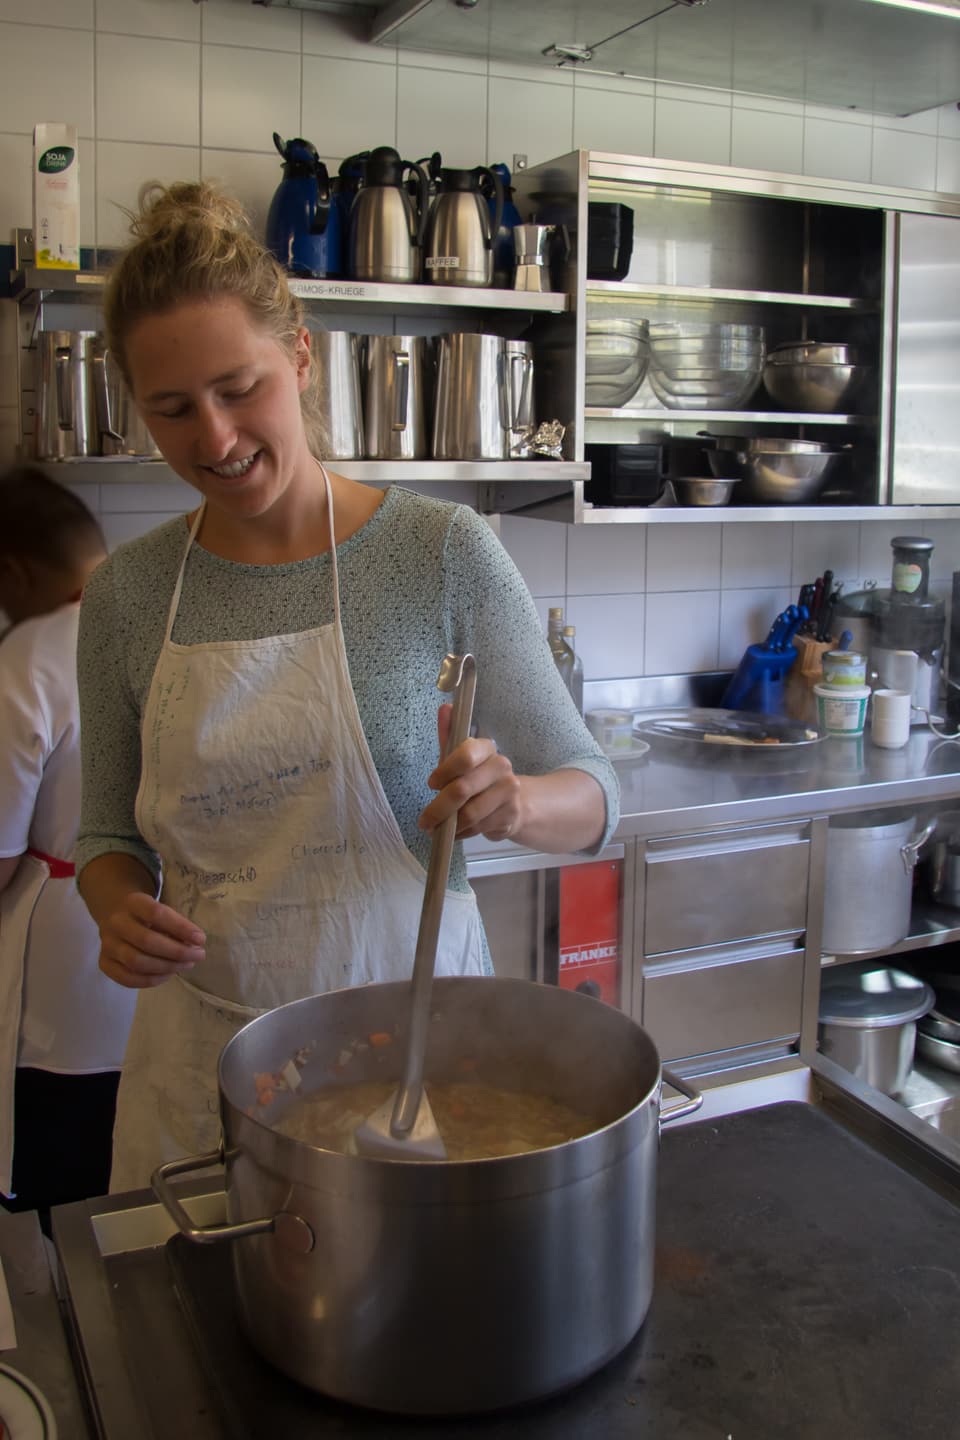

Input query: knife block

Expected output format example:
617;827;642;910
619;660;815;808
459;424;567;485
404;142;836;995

721;642;798;713
785;634;836;724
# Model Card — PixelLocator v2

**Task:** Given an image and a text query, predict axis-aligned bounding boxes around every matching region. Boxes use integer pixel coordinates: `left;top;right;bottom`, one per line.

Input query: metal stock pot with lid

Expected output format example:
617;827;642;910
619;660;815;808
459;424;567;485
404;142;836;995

152;976;701;1415
822;809;935;955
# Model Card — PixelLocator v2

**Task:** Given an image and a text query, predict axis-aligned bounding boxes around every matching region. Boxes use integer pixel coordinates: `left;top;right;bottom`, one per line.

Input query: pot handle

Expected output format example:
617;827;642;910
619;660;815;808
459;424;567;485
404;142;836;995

900;819;937;874
152;1147;314;1251
659;1068;704;1126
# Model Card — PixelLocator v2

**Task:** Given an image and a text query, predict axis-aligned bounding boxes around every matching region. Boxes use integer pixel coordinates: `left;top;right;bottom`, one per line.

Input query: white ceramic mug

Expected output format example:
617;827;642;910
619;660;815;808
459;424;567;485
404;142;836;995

871;688;912;749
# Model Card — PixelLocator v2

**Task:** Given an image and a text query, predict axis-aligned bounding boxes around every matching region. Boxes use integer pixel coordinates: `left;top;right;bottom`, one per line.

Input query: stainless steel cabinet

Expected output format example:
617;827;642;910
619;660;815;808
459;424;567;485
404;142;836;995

635;819;819;1068
889;211;960;505
504;149;960;523
643;821;809;955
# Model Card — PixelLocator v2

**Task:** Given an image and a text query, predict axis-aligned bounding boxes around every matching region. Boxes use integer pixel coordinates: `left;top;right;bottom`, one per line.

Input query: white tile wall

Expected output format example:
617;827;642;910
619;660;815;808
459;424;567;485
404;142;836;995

397;65;487;169
201;44;300;153
96;140;199;248
0;0;959;679
0;23;95;134
96;34;200;146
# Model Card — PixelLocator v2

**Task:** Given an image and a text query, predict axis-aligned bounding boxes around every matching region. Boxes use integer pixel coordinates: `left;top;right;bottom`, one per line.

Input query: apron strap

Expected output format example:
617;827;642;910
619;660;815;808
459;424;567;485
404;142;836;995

316;460;341;633
25;846;75;879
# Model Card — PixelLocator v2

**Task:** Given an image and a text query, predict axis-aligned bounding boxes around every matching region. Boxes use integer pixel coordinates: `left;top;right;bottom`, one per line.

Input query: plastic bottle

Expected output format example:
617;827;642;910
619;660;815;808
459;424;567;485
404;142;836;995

563;624;584;715
547;606;573;692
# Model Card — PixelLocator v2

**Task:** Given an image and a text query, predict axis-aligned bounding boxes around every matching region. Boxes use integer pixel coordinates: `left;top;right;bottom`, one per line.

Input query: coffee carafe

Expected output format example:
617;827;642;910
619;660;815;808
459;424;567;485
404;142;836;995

265;132;342;279
424;165;504;288
36;330;98;459
346;146;428;284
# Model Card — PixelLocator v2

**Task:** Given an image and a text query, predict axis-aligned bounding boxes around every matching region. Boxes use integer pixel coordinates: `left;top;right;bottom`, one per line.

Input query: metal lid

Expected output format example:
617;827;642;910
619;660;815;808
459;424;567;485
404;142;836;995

819;964;935;1028
890;536;934;554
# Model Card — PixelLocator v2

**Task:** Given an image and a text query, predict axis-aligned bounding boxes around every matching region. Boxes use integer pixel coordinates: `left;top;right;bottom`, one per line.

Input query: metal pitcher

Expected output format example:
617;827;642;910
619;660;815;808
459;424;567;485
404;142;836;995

91;338;161;458
432;333;534;461
504;338;535;456
36;330;98;459
310;330;364;459
363;334;430;460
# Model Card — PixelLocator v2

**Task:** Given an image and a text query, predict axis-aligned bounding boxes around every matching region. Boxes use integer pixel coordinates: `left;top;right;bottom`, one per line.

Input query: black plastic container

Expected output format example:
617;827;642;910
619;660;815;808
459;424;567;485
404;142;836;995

587;202;634;281
585;440;711;507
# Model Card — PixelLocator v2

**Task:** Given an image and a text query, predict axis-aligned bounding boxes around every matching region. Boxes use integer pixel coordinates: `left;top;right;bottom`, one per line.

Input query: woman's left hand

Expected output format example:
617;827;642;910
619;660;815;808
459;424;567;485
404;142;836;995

418;703;525;842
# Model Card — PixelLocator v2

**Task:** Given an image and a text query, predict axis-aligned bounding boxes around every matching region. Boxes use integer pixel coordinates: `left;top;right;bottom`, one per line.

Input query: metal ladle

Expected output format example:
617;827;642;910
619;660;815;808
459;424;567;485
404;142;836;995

354;652;477;1160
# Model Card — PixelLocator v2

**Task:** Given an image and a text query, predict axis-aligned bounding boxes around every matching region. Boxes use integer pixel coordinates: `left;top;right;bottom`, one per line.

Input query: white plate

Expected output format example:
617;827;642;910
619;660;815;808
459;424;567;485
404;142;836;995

606;738;650;762
0;1365;58;1440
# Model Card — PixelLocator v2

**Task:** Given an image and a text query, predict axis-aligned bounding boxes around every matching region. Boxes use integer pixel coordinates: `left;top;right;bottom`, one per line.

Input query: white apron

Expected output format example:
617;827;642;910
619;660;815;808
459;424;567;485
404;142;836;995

0;852;51;1196
111;468;485;1192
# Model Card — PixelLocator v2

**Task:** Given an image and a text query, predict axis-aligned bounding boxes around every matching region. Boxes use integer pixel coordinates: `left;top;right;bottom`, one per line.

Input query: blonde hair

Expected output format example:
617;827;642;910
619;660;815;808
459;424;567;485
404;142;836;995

103;180;325;453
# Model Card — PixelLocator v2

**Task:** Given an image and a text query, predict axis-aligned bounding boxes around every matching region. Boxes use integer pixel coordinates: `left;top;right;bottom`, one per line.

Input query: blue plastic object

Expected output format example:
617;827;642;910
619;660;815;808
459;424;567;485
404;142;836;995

721;605;809;713
488;163;524;288
266;132;342;279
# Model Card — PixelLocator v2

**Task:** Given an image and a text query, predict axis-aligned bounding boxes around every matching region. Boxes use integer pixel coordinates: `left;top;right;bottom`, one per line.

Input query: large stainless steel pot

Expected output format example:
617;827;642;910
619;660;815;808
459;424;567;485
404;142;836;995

822;810;935;955
152;977;700;1415
818;963;934;1097
919;810;960;907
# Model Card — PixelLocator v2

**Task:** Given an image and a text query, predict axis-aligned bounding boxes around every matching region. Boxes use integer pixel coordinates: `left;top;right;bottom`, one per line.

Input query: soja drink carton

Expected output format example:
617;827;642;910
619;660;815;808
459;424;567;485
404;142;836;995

33;123;79;270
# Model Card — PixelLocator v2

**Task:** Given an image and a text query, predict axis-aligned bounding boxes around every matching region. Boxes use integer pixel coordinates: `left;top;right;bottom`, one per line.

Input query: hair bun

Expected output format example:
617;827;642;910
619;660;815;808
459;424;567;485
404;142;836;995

131;180;251;244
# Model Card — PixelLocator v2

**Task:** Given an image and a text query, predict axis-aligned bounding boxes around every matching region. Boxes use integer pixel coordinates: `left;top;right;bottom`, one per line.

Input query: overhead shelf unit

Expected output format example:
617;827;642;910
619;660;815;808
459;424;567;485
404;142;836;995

9;241;581;506
502;148;960;522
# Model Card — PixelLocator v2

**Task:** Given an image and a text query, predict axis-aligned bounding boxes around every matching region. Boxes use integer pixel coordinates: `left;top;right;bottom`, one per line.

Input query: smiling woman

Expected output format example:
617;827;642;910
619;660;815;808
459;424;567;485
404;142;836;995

74;180;619;1194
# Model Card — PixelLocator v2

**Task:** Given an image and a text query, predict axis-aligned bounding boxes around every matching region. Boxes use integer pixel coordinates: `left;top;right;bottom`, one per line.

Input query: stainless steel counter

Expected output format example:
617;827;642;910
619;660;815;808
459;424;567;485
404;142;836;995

465;726;960;870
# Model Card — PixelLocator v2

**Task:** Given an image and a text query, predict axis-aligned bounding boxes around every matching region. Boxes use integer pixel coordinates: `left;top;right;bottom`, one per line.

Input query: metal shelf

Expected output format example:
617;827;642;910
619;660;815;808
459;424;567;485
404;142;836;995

10;268;570;314
288;279;569;312
504;487;960;523
823;903;960;965
584;407;869;426
38;458;588;484
586;281;873;311
10;267;106;297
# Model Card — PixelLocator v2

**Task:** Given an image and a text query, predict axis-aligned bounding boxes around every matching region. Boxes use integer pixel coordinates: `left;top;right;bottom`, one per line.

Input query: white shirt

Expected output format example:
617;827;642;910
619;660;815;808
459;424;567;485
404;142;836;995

0;604;135;1072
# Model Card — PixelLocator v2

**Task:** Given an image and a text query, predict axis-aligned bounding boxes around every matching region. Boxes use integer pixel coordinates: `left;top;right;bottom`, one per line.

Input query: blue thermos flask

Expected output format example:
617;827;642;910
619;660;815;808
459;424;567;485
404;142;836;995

488;162;524;288
265;132;342;279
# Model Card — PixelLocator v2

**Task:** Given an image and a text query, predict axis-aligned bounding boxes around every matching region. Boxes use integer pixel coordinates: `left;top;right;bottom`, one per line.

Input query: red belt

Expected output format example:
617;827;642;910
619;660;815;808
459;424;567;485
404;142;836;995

26;846;75;879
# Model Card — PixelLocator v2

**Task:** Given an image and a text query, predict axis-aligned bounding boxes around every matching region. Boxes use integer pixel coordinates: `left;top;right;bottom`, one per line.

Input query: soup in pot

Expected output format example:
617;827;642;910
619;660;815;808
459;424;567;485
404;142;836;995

275;1080;595;1161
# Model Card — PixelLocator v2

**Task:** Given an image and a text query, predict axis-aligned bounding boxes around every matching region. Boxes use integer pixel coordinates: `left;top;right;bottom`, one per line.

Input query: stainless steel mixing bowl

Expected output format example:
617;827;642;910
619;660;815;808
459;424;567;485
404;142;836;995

672;476;741;507
705;436;849;503
762;358;868;413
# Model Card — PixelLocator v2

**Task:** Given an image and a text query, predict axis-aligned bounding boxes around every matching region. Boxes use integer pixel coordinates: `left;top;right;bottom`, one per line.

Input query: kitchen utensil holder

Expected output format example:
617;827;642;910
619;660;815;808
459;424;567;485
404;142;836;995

721;642;799;713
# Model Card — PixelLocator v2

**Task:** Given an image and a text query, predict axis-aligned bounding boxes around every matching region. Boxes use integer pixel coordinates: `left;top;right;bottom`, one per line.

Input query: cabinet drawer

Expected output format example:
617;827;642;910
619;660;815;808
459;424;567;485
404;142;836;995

643;947;805;1063
644;825;809;956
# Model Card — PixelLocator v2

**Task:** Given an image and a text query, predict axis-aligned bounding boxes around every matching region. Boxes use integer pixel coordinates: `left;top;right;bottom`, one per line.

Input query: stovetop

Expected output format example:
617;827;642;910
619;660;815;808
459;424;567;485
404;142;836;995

53;1099;960;1440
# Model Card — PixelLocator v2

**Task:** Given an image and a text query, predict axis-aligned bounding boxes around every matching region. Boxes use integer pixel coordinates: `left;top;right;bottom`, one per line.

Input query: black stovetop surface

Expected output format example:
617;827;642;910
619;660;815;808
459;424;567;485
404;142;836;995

166;1102;960;1439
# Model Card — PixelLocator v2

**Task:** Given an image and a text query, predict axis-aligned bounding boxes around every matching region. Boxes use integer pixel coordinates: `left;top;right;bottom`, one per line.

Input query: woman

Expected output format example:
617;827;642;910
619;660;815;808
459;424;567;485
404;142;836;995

76;182;619;1193
0;467;136;1228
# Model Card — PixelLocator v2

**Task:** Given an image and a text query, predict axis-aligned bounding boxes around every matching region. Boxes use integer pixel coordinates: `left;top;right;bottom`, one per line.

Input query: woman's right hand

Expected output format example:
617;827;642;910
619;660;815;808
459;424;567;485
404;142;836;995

98;891;206;989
